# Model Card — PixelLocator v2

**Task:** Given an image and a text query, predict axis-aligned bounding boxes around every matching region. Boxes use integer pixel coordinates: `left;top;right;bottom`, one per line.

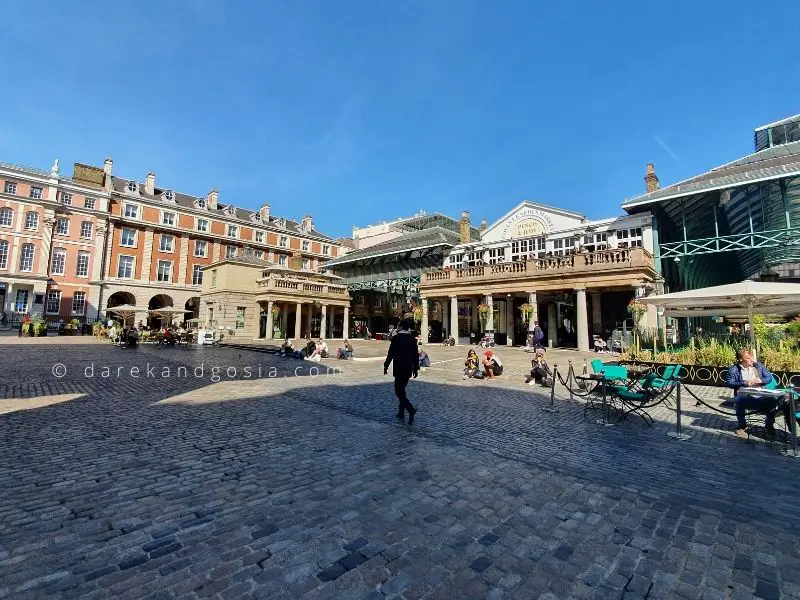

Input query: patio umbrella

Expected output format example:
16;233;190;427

148;307;191;325
641;280;800;356
106;304;145;326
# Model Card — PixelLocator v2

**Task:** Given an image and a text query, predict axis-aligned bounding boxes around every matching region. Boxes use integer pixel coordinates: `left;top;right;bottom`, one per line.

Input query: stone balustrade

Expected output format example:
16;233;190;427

256;276;349;297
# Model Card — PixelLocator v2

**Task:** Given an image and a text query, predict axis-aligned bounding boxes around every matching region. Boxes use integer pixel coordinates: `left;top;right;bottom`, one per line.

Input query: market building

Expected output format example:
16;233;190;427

419;201;658;350
324;212;480;339
199;251;350;340
0;160;110;330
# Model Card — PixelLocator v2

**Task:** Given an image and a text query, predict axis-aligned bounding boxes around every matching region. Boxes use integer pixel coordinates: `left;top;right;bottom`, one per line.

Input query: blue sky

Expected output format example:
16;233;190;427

1;0;798;238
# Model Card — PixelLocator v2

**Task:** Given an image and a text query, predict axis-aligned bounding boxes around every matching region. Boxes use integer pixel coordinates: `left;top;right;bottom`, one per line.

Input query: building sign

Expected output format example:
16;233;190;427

501;208;555;239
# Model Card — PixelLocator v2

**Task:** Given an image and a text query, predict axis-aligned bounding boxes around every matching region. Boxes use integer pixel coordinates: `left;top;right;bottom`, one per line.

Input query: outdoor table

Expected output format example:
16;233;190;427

740;387;797;455
576;372;623;426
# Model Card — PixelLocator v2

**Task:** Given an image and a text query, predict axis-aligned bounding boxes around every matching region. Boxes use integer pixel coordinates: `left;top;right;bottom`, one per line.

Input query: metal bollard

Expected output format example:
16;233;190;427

567;360;574;401
667;381;691;440
543;364;559;412
785;390;799;458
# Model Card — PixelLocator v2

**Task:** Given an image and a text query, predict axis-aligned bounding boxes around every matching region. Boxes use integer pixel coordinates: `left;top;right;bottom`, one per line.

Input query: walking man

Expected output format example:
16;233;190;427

384;319;418;424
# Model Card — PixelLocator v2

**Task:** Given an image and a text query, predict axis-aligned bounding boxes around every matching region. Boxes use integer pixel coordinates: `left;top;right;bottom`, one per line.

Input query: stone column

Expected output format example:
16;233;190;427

576;288;589;352
4;283;13;314
343;306;350;339
449;295;459;345
505;298;514;345
265;300;274;339
590;292;602;333
528;291;538;331
306;305;313;338
441;298;449;338
485;295;494;335
141;228;154;282
421;299;429;343
294;302;302;339
321;305;328;339
547;302;557;348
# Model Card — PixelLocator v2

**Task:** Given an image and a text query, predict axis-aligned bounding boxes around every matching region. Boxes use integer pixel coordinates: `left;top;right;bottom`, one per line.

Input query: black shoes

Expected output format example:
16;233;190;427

408;407;417;425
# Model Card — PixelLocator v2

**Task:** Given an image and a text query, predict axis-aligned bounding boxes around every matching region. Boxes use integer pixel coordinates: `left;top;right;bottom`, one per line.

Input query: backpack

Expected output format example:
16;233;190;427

534;326;544;342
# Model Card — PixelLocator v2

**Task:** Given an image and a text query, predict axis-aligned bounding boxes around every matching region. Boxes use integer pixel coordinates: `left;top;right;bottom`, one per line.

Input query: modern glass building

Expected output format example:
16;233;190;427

622;114;800;295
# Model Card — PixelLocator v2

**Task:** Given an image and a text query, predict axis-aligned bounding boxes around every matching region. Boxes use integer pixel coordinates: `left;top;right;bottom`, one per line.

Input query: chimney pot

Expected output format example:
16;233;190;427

144;172;156;195
301;214;314;231
103;158;113;175
259;203;270;221
207;189;219;209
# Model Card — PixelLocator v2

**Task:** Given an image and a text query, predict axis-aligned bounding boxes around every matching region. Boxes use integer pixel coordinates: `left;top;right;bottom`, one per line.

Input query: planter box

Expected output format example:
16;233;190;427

621;360;800;388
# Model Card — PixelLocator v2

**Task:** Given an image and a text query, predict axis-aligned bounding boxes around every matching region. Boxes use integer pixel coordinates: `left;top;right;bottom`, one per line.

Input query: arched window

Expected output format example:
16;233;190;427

0;207;12;227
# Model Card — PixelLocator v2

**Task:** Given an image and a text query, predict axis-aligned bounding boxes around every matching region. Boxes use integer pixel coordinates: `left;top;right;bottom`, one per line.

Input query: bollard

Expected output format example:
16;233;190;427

667;381;691;440
784;390;800;458
567;360;574;401
543;364;559;412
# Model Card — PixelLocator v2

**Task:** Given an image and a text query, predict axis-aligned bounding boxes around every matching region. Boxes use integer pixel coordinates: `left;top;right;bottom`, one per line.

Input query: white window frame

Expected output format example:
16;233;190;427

487;247;506;265
24;211;39;230
302;240;309;251
302;258;310;270
19;244;34;272
278;254;287;267
235;307;246;329
60;192;72;205
117;254;135;279
55;217;69;235
255;231;264;243
279;236;288;248
0;239;8;269
80;221;93;239
616;227;643;249
161;211;176;226
45;290;61;314
194;240;207;257
29;186;43;200
123;202;140;219
120;227;137;247
156;260;172;283
227;224;238;238
225;245;236;259
3;181;17;195
192;264;203;285
0;207;12;227
76;251;90;277
84;198;95;210
196;218;209;232
15;289;29;312
322;244;330;256
159;234;174;253
50;247;66;275
72;292;86;315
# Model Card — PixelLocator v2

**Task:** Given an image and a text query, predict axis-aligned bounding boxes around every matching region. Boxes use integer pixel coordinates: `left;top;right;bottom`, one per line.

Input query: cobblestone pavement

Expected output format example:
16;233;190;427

1;340;800;600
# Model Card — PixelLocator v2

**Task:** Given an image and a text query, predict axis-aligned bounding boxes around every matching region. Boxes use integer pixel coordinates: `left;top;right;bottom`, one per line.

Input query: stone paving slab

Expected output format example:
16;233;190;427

1;343;799;600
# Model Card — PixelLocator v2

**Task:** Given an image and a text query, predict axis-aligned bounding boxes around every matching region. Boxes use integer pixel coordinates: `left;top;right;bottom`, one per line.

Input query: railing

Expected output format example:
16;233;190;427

256;276;350;297
423;248;653;285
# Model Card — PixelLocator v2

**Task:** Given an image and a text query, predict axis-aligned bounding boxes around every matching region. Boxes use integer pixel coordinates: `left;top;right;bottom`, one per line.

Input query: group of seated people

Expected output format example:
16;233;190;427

279;337;356;361
463;349;504;380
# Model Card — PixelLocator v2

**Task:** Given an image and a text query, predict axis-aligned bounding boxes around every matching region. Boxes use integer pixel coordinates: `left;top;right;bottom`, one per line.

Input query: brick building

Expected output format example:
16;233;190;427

0;158;344;330
0;160;109;328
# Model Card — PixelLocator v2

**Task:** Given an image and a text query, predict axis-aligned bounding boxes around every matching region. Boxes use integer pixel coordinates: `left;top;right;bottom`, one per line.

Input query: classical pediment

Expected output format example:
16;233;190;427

480;201;585;243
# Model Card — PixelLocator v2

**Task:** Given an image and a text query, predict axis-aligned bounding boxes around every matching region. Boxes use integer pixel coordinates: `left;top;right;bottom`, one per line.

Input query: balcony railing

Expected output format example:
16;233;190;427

256;276;349;297
423;247;653;285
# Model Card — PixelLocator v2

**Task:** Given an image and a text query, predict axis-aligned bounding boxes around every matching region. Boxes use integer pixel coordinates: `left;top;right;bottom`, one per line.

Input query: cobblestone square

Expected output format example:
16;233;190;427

2;339;800;600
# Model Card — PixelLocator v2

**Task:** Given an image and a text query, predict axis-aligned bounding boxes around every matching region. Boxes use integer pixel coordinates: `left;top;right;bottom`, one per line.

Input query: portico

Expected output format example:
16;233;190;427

420;201;659;348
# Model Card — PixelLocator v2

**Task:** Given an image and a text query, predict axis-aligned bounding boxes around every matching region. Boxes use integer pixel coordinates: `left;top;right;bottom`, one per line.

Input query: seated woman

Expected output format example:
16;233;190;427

523;333;536;352
525;349;553;386
482;350;503;380
301;338;316;358
337;339;354;360
593;335;608;353
418;343;431;368
309;338;329;361
463;349;479;379
279;337;294;356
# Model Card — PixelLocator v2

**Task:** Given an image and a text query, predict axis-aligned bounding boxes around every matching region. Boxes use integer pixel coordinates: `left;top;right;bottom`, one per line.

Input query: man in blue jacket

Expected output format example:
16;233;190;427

725;348;778;438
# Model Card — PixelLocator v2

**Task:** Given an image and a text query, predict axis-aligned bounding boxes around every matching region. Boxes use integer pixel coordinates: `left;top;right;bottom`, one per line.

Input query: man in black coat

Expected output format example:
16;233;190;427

384;319;419;424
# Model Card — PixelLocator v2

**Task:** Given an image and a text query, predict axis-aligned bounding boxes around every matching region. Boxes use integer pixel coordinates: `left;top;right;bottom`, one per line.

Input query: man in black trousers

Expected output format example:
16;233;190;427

384;319;419;424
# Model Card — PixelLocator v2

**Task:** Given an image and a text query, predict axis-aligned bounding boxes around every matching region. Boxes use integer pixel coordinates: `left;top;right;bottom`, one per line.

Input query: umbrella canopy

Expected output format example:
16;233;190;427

148;307;191;316
641;280;800;355
106;304;145;325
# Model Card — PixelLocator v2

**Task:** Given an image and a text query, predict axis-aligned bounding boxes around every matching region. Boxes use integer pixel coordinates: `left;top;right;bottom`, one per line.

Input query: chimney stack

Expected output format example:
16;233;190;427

301;214;314;231
103;158;113;191
207;189;219;210
259;203;270;222
479;217;488;233
459;210;471;244
644;163;660;193
144;172;156;195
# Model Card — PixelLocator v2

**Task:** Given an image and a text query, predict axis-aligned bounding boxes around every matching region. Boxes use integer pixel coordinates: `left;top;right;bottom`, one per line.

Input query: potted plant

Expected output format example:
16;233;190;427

21;316;33;337
412;306;424;323
92;320;107;338
478;302;490;327
33;318;48;337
